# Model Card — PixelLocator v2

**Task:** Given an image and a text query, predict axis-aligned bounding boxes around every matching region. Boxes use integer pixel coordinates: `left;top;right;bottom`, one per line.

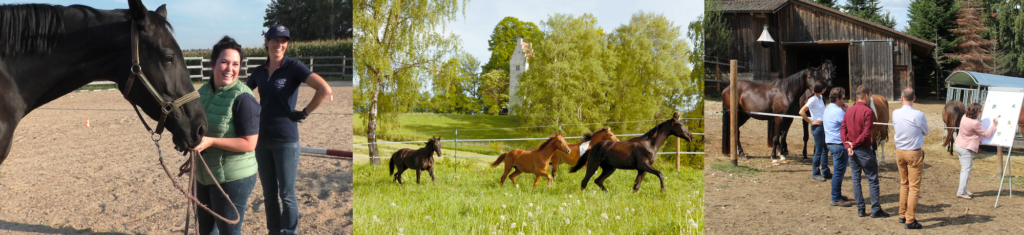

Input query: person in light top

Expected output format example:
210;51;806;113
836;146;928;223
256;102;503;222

800;80;830;182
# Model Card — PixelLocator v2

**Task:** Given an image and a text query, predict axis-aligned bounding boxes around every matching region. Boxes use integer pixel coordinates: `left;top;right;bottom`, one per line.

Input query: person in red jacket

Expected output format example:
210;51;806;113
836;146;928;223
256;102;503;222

840;85;890;219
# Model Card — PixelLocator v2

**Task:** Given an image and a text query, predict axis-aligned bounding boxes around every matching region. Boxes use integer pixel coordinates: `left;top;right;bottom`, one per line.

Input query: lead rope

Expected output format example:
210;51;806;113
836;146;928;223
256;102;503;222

150;137;241;233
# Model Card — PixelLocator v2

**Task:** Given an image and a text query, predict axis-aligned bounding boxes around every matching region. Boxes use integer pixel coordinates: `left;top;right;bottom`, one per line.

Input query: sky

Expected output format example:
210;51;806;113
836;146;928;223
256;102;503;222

3;0;273;50
448;0;705;72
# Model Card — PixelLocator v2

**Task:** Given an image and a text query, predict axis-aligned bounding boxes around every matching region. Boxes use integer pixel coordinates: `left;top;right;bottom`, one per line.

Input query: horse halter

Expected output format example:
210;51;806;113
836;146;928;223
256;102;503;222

122;21;200;138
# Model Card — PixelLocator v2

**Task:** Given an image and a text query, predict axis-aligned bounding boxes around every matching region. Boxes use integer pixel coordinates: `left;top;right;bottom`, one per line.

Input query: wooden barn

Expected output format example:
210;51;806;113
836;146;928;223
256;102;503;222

713;0;935;100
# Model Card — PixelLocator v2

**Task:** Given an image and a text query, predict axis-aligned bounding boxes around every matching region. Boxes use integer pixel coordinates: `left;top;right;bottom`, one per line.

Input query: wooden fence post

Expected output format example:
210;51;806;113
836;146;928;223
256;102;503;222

676;137;681;171
731;60;739;166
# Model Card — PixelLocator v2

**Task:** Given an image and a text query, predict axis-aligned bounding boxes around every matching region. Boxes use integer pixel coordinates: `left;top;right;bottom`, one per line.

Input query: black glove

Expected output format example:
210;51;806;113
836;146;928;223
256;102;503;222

289;108;309;123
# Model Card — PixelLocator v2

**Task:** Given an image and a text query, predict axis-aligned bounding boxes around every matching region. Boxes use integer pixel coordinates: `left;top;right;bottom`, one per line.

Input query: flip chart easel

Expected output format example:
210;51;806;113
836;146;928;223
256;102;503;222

983;87;1024;208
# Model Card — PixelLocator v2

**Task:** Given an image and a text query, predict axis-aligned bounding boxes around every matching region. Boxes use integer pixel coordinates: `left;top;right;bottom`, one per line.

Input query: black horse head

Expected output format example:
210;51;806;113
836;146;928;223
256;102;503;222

819;59;835;87
427;136;442;158
668;112;694;142
121;0;206;151
0;0;206;153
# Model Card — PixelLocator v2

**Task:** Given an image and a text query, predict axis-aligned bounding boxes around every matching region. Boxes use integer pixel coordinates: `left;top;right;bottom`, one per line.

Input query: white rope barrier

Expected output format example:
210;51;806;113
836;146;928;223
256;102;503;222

354;133;705;145
719;110;960;130
351;151;705;159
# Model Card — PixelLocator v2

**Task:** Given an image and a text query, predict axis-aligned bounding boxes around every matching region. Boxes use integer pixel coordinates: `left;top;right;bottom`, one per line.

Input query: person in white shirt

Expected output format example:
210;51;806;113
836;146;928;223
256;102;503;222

891;87;928;229
800;80;830;182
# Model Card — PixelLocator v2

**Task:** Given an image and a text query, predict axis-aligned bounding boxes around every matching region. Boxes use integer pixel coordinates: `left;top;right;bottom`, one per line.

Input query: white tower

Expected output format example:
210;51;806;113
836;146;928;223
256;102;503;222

508;38;532;114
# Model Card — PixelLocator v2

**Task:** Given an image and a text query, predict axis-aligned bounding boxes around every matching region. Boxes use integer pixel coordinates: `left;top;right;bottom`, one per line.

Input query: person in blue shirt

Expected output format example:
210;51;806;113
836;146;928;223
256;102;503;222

822;86;852;207
246;24;333;235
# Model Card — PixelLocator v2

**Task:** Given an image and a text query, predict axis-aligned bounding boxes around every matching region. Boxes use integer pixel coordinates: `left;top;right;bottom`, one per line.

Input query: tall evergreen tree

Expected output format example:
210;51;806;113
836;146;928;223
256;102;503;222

842;0;898;28
947;0;996;73
905;0;959;96
992;0;1024;76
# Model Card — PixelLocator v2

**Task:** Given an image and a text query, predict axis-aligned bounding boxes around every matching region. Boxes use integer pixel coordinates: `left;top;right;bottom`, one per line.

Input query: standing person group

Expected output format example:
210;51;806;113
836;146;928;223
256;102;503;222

190;24;334;235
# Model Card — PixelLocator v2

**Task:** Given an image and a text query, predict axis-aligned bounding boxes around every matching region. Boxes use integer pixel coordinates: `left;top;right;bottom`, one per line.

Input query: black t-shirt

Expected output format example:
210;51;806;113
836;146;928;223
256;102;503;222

232;94;260;136
246;56;312;142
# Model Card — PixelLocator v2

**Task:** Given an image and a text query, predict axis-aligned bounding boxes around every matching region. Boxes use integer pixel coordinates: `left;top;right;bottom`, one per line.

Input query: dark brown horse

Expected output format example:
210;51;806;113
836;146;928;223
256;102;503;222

390;136;443;184
942;100;966;156
0;1;208;164
570;113;695;192
721;60;834;161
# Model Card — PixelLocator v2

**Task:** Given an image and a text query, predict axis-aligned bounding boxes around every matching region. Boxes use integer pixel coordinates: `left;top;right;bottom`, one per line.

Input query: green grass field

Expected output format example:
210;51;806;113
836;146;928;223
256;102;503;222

354;158;704;234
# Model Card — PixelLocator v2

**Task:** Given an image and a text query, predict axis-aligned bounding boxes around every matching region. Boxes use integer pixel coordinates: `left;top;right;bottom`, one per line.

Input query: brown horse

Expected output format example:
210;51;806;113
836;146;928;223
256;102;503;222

942;100;966;155
490;134;572;188
389;136;443;184
549;127;620;179
865;94;891;164
570;113;695;192
721;60;834;161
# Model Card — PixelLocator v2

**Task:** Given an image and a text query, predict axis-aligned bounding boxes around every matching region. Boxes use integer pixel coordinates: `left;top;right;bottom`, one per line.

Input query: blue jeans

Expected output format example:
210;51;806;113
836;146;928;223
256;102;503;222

256;141;300;235
828;144;849;202
850;147;881;213
811;125;831;177
196;174;257;235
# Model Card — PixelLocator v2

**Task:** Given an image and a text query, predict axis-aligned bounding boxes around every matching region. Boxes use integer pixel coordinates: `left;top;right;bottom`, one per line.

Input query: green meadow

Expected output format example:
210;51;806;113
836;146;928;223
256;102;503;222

353;157;704;234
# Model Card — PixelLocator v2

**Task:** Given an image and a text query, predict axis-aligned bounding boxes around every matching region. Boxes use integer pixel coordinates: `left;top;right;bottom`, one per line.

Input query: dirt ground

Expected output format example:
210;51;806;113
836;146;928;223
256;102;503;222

705;99;1024;234
0;84;352;234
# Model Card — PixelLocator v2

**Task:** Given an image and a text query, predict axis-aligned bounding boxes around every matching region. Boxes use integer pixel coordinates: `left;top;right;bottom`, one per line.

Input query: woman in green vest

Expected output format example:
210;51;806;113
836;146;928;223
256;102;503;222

191;36;261;235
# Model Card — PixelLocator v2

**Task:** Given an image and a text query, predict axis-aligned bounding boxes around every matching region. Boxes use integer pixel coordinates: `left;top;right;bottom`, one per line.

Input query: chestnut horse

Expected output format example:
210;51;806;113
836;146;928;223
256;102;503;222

570;113;695;192
942;100;966;156
390;136;443;184
549;127;620;179
721;60;834;161
491;134;571;188
866;94;891;164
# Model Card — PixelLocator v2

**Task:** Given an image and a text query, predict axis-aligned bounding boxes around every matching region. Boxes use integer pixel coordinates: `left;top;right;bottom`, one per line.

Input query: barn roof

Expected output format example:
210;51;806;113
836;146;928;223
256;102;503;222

718;0;934;51
946;71;1024;88
718;0;788;13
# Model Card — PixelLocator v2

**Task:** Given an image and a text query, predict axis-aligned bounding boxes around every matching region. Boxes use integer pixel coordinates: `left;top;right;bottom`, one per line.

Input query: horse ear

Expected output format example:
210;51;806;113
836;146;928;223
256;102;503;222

673;112;680;120
155;4;168;20
128;0;148;22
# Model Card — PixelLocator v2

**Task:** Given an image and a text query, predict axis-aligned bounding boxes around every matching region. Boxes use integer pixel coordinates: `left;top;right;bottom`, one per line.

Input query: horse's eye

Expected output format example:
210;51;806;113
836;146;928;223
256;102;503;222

164;55;174;63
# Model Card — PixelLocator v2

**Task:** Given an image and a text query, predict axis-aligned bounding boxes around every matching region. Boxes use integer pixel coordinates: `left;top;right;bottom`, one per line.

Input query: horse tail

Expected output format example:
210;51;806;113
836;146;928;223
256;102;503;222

491;152;507;168
389;153;396;176
570;149;591;173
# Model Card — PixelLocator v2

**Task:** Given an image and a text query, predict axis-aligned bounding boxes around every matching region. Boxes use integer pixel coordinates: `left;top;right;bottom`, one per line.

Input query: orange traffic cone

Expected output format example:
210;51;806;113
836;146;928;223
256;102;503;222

85;117;91;128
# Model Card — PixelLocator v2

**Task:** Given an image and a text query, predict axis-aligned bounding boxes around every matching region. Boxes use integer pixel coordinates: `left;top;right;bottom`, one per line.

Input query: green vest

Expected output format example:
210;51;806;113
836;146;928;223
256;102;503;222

196;79;258;185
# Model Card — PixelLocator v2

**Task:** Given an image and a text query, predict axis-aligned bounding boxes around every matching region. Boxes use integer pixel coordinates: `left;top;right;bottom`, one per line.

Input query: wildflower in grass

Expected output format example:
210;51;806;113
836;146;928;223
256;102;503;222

500;215;506;220
373;215;380;223
425;215;431;219
511;223;516;228
391;202;397;207
502;204;506;208
601;213;608;220
529;203;533;207
565;218;570;225
518;232;525;235
569;194;573;198
528;212;533;217
616;216;621;220
689;219;697;228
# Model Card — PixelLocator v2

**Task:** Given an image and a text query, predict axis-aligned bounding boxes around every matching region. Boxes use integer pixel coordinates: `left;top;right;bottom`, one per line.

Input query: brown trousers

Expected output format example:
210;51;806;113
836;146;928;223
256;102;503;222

896;148;924;224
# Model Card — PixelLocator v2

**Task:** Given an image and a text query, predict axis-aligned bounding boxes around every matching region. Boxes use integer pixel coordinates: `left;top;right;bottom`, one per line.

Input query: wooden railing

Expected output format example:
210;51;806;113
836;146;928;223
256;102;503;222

87;55;351;86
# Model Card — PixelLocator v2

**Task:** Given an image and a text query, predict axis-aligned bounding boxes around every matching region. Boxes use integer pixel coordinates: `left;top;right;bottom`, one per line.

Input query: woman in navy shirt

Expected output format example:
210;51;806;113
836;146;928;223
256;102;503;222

247;24;333;235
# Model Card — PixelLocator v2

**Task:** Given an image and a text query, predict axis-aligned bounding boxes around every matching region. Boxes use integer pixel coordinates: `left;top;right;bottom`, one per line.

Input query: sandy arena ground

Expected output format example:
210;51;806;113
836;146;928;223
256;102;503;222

705;99;1024;234
0;84;352;234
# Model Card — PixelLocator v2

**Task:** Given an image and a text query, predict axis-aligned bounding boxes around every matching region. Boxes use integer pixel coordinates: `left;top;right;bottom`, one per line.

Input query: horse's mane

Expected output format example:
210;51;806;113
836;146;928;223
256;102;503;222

581;127;611;141
0;4;175;57
630;121;666;142
534;136;558;151
1;4;65;57
770;67;812;92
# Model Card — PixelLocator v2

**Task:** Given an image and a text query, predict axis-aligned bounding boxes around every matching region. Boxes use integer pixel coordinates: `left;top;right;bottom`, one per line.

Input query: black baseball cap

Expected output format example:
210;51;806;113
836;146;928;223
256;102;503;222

265;24;291;40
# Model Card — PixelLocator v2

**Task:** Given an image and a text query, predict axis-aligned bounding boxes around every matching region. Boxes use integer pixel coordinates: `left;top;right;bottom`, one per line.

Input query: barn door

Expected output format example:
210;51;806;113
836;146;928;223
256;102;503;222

848;41;894;99
894;66;909;100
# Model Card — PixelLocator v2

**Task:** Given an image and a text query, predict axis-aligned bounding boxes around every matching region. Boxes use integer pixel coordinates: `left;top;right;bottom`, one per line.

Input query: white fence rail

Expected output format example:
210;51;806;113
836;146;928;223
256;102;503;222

87;55;352;86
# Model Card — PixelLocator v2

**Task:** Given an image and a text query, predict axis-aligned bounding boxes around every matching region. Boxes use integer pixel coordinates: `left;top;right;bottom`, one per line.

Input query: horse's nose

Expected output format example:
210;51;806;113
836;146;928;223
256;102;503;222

195;123;207;137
